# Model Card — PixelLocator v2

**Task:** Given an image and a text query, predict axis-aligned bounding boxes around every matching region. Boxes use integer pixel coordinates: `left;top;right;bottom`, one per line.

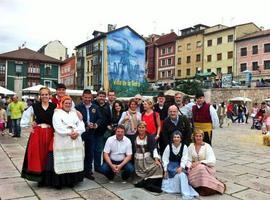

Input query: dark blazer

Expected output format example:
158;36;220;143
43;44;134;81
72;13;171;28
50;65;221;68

75;102;103;133
161;114;192;154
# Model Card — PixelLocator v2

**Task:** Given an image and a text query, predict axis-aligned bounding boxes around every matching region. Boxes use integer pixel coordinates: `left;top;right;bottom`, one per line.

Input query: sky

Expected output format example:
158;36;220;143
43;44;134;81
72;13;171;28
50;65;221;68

0;0;269;56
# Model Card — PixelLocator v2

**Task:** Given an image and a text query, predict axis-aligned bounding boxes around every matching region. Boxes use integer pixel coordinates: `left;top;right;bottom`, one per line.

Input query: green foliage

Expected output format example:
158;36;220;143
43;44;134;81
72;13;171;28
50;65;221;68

174;79;202;95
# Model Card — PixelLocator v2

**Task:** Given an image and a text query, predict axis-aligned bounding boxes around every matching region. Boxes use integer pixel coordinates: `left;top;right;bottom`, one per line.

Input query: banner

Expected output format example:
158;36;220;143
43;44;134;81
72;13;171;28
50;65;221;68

107;28;145;96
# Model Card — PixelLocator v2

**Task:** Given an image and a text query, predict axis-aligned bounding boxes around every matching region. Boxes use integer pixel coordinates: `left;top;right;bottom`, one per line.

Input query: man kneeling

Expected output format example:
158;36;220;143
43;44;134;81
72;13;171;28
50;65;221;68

101;125;134;181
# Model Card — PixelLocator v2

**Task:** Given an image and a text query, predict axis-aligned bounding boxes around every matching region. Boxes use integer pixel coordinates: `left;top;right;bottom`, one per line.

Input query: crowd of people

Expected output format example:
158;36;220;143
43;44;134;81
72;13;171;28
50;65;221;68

0;84;229;199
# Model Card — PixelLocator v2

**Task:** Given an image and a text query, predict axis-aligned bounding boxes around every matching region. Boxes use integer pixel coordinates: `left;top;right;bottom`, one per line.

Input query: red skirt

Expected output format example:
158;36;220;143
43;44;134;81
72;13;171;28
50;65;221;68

26;126;54;173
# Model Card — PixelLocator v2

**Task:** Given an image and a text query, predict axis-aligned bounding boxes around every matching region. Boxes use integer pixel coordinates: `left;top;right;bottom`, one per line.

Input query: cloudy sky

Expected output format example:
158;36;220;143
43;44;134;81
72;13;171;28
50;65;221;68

0;0;269;55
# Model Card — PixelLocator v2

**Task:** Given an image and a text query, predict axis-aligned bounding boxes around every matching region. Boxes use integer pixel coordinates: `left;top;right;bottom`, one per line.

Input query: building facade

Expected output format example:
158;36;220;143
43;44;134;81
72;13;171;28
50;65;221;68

75;26;146;96
0;48;62;94
203;23;260;78
38;40;68;61
155;32;177;86
60;56;76;89
145;34;160;82
236;29;270;82
175;24;209;80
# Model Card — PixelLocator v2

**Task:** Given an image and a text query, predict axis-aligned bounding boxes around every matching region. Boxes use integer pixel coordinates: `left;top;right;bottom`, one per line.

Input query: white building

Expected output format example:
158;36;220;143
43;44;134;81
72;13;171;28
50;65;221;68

38;40;67;61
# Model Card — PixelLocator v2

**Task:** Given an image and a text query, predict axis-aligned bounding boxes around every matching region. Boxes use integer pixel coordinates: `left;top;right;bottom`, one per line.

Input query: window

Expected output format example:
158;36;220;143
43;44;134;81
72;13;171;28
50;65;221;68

44;80;52;88
227;66;232;74
207;40;212;47
168;47;172;53
207;69;211;72
168;58;172;65
161;59;166;66
252;62;258;71
264;60;270;69
187;43;191;50
0;63;5;75
207;55;212;62
264;43;270;53
177;45;182;52
216;68;222;74
196;41;202;48
45;65;51;76
241;47;247;56
227;51;233;59
217;37;222;45
177;70;181;77
177;57;181;65
15;65;22;73
228;35;233;42
186;56;191;63
161;71;165;78
196;54;201;62
168;70;172;77
186;69;191;76
161;48;166;55
252;45;258;54
240;63;247;72
217;53;222;61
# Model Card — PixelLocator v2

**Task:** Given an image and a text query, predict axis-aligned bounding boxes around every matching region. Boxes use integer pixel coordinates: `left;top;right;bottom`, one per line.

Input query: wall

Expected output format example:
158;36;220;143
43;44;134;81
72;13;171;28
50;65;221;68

45;41;67;60
207;87;270;104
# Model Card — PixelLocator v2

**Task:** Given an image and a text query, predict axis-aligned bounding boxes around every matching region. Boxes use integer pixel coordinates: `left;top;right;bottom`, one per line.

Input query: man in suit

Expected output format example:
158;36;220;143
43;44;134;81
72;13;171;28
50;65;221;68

75;89;102;180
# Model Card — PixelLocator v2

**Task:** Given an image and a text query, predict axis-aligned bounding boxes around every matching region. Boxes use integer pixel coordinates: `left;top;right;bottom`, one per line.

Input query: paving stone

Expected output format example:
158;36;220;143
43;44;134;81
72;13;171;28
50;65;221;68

79;188;121;200
155;193;182;200
93;172;110;184
216;160;234;167
232;189;270;200
0;180;34;200
0;177;25;185
226;164;270;178
199;194;242;200
12;158;24;172
74;178;101;191
34;187;80;200
0;169;21;178
17;197;39;200
223;181;248;194
103;181;134;192
236;176;270;194
115;188;159;200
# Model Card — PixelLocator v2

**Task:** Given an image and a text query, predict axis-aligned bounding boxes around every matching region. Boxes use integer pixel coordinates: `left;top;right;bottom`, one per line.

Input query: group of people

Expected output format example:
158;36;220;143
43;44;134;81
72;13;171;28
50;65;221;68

18;84;225;199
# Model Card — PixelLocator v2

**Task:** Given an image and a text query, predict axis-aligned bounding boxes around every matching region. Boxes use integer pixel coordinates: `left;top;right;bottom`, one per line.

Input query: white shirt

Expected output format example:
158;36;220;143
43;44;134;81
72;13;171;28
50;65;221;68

162;143;188;171
104;135;132;161
187;143;216;167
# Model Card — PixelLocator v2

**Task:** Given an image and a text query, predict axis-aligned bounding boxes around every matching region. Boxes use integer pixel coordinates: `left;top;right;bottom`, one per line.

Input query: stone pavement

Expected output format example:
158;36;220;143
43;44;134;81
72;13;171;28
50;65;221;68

0;122;270;200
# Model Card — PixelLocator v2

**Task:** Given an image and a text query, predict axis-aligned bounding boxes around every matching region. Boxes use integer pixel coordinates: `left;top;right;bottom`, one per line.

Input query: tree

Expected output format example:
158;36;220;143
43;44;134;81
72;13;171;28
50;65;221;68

174;79;202;95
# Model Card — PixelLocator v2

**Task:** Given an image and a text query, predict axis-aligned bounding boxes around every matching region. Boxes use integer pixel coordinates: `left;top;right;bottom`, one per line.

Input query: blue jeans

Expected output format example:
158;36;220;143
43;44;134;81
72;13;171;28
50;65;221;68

82;132;104;173
12;118;21;136
100;160;134;180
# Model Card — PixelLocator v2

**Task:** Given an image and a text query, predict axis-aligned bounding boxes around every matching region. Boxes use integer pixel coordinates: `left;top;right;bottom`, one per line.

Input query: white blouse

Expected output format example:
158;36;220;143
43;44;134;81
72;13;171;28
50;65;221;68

136;137;159;159
187;143;216;167
162;143;188;171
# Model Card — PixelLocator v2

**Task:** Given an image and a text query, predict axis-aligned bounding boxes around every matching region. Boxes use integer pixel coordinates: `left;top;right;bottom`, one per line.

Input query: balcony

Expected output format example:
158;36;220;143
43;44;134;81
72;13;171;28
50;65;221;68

27;73;40;79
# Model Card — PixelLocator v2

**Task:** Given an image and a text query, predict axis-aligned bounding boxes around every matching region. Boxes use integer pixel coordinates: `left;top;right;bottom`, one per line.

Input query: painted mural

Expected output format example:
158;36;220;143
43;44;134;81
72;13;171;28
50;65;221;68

107;27;145;96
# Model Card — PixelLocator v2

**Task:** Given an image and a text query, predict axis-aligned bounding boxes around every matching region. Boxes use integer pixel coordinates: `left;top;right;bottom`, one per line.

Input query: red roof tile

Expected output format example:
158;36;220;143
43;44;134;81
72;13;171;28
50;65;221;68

0;48;63;64
155;32;177;46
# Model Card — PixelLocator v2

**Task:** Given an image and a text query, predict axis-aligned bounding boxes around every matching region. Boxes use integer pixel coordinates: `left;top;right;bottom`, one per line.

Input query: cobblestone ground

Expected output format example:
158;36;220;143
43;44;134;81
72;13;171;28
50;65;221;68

0;121;270;200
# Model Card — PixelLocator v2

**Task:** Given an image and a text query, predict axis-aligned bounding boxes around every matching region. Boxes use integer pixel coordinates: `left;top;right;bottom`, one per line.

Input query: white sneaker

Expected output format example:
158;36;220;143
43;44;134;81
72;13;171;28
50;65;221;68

121;181;127;184
8;132;14;136
109;181;115;184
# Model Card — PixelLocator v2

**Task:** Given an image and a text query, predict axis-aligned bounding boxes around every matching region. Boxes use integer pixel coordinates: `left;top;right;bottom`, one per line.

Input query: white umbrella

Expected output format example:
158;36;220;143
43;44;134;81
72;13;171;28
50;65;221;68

0;86;16;95
164;89;186;96
23;84;56;93
229;97;252;102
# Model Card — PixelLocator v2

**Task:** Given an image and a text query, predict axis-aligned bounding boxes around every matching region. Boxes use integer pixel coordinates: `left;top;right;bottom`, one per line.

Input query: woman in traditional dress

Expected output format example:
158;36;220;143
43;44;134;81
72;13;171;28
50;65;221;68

133;121;163;193
21;87;56;183
162;130;199;200
119;98;141;153
49;95;85;188
187;129;225;196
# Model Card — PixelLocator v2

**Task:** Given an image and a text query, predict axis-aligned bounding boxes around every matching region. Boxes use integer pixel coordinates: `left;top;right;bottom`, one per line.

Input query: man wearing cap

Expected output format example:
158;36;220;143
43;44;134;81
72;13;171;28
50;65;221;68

154;92;169;128
192;91;219;145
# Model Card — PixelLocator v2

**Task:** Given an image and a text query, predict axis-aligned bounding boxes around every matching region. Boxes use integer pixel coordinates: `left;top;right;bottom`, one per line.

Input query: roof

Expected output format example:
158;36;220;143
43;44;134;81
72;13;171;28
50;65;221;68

75;25;146;49
38;40;65;53
204;22;260;36
236;29;270;42
0;48;63;64
62;56;75;64
155;32;177;46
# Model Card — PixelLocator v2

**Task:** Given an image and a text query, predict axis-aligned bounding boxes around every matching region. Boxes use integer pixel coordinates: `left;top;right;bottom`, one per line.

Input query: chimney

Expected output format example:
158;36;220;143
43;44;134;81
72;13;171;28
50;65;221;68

170;29;174;33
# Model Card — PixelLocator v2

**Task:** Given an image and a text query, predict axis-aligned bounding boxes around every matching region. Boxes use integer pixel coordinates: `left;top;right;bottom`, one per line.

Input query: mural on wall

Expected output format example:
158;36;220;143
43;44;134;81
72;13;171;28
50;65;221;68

107;28;145;96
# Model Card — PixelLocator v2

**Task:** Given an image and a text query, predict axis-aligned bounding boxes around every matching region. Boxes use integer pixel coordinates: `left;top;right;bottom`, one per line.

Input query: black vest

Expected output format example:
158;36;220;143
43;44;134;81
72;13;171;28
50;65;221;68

169;143;184;162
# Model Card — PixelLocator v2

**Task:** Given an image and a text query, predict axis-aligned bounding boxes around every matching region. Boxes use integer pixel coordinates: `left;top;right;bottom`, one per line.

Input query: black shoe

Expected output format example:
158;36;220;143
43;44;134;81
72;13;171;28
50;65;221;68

84;173;95;180
12;135;20;138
